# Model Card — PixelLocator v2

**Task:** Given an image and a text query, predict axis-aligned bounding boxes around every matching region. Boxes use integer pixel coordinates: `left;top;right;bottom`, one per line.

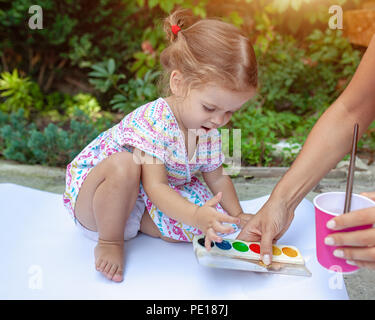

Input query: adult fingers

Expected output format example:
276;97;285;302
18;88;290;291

353;261;375;270
325;228;375;247
327;207;375;230
260;227;275;265
237;218;262;242
331;246;375;263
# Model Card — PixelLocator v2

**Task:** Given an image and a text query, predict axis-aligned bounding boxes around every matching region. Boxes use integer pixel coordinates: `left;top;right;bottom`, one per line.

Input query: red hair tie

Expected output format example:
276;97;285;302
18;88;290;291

171;24;181;35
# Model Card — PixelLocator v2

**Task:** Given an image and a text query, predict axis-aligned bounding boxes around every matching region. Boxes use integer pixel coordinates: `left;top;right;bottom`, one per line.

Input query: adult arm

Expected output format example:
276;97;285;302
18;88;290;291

238;34;375;265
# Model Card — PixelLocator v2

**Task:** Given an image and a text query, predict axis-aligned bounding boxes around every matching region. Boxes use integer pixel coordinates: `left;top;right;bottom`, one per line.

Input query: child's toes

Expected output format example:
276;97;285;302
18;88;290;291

106;264;119;281
112;267;123;282
98;260;108;272
95;258;103;271
104;263;114;278
94;240;124;281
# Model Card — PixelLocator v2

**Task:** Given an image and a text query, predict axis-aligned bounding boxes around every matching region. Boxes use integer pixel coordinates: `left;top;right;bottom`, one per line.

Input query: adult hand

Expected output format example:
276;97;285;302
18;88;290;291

237;197;295;265
324;192;375;270
236;212;254;229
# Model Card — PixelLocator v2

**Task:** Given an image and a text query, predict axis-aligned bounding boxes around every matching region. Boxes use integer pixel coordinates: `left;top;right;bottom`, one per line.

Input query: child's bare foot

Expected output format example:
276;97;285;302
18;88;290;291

94;238;124;282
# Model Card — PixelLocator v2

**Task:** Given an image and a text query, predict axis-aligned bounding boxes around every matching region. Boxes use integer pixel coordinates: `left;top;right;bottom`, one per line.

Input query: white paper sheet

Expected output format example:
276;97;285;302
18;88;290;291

0;183;348;299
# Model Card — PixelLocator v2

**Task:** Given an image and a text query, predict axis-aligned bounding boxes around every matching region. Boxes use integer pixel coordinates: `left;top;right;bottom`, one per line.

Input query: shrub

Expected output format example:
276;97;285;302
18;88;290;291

0;107;113;167
228;28;362;166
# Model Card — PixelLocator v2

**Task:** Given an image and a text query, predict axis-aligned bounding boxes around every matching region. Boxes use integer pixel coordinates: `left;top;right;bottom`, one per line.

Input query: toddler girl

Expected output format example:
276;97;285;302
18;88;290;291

63;8;258;282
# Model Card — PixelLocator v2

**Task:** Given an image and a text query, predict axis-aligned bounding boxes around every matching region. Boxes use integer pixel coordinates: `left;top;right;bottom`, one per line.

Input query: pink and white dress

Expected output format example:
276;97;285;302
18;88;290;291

63;97;238;241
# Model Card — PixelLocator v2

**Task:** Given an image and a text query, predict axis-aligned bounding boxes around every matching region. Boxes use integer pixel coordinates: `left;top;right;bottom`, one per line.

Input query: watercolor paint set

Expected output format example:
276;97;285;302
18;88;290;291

193;235;312;277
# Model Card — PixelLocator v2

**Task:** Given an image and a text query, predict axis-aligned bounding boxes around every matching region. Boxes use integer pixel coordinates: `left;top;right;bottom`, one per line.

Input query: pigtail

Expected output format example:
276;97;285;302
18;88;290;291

159;8;258;97
163;8;198;43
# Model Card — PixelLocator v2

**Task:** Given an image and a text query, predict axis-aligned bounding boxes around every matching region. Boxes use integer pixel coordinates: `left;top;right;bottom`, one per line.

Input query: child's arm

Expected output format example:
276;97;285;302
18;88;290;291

202;165;252;228
138;150;239;246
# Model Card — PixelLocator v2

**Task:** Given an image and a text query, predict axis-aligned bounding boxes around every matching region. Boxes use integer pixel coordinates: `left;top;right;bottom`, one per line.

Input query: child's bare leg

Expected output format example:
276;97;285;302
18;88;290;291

74;151;141;282
140;209;180;243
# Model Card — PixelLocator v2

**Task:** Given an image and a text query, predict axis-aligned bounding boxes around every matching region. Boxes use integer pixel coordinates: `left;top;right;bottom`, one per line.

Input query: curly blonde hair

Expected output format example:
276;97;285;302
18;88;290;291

158;8;258;97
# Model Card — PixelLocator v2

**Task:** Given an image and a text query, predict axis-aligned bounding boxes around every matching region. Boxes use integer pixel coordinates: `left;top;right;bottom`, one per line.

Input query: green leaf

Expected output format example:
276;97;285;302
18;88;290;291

160;0;174;12
148;0;158;9
133;52;147;60
107;58;115;74
91;64;108;76
88;71;106;78
130;59;144;72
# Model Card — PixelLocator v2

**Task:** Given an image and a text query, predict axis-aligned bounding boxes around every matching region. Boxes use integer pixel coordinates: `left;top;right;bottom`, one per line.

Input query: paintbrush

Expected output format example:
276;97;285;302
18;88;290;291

343;123;359;213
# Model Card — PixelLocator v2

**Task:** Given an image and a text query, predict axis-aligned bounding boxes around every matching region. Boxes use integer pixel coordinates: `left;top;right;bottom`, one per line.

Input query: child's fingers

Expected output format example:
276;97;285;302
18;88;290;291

205;192;222;208
205;228;221;250
217;213;241;225
213;221;236;234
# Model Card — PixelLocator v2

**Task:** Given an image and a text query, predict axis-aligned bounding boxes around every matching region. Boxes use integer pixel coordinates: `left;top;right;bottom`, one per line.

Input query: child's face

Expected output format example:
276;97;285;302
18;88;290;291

180;83;256;133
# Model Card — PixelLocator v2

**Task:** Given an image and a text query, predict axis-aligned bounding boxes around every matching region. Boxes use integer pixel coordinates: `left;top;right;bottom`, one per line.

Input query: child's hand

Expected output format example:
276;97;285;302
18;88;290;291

194;192;240;250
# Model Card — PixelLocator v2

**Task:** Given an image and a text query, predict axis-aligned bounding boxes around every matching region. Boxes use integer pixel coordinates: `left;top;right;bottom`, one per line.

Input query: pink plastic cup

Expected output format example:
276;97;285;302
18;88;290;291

314;192;375;273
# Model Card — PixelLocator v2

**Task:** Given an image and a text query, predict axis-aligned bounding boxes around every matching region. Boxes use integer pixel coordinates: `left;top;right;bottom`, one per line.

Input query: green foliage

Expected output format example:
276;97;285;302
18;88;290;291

110;70;161;113
65;93;103;121
131;49;158;79
0;109;37;163
1;0;143;92
0;69;78;122
254;29;360;118
230;103;300;166
307;29;361;78
28;123;72;165
0;69;43;116
0;107;113;167
226;27;362;166
0;0;369;168
88;58;161;114
88;59;125;93
249;0;362;36
143;0;208;16
360;122;375;153
63;34;101;69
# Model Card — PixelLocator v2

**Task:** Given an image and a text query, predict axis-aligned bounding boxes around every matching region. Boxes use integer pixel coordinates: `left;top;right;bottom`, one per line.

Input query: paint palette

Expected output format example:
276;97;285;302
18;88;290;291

193;235;312;277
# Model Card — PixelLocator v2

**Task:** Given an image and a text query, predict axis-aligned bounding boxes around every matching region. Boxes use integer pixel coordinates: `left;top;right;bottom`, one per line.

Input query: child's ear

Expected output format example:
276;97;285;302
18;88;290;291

169;69;185;97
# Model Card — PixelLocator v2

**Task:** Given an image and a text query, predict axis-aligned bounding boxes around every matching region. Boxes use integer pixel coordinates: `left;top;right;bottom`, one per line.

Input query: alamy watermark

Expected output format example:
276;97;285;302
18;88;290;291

28;264;43;290
28;5;43;30
132;128;242;175
27;4;344;31
328;265;344;290
329;5;343;30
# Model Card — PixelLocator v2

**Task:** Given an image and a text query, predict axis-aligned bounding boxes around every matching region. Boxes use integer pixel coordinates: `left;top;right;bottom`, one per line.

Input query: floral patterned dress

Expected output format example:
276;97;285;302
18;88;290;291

63;97;238;241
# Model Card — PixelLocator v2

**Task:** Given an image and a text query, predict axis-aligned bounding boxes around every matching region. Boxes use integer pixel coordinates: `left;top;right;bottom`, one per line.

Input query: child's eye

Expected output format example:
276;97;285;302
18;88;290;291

203;105;215;112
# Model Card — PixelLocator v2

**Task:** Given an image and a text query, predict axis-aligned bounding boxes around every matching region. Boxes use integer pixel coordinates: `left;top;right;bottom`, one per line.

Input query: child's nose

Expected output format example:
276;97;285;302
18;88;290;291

211;114;224;126
211;113;231;127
